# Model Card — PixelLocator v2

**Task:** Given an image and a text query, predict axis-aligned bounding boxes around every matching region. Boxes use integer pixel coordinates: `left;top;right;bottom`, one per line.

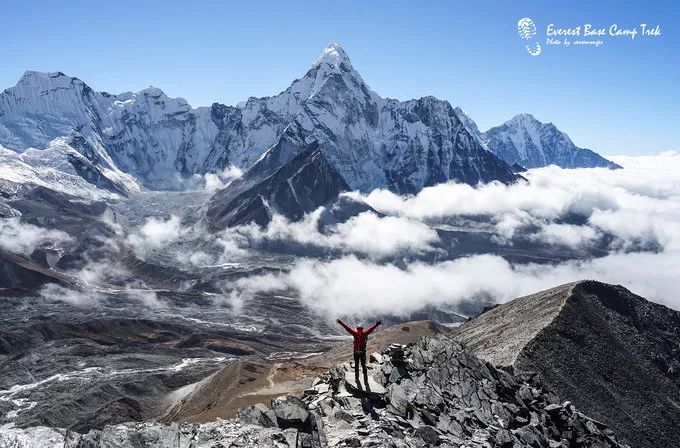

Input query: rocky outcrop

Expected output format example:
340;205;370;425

2;333;629;447
304;335;627;447
66;152;128;196
206;143;354;229
0;249;71;289
454;280;680;448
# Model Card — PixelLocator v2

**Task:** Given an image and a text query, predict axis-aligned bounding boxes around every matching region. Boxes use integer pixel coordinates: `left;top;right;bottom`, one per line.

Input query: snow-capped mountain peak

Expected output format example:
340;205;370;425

0;43;526;195
138;86;166;97
510;112;540;123
452;107;488;150
297;42;373;102
17;70;77;86
314;42;352;70
483;114;620;169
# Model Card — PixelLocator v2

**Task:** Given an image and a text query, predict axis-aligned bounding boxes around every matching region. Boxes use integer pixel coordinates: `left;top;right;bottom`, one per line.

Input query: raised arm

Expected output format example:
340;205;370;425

365;320;382;335
337;319;356;336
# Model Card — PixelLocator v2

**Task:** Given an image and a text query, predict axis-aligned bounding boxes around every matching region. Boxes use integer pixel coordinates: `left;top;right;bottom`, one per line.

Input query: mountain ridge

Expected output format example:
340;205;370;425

206;142;358;229
482;114;621;169
1;44;618;201
0;320;632;447
453;279;680;448
1;44;521;195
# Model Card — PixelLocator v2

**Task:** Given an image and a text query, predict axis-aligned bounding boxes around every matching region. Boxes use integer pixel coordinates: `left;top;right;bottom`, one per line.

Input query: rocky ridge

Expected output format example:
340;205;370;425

0;333;629;447
453;280;680;448
206;143;361;230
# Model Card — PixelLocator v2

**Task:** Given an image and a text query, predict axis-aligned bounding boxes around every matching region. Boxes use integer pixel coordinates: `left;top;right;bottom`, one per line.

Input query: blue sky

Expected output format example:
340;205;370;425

1;0;677;155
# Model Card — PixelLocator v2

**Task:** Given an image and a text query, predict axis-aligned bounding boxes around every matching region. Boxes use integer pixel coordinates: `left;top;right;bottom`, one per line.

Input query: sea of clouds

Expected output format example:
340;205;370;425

211;152;680;318
2;152;679;319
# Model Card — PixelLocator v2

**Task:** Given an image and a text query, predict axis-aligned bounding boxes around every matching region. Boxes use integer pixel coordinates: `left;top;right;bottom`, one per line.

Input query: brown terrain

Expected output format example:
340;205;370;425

161;320;448;422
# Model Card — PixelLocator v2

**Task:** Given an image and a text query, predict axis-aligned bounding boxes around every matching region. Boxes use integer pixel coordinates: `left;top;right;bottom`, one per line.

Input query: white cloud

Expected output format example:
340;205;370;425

232;248;680;319
223;152;680;317
74;260;112;285
218;209;438;260
125;288;167;309
106;152;680;319
349;152;680;252
203;166;244;192
39;283;103;305
332;212;438;257
127;215;185;254
0;218;73;255
531;223;599;248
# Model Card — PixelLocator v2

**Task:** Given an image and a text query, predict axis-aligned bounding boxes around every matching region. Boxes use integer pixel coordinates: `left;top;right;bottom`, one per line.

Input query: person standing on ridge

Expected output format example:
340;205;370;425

337;319;381;390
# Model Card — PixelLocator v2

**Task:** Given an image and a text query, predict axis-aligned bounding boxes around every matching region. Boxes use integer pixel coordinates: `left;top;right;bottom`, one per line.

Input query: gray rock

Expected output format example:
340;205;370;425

514;425;548;447
386;383;411;416
369;352;384;364
544;403;562;414
414;425;439;445
2;332;631;448
343;370;386;396
237;403;278;428
272;396;311;430
495;429;515;447
455;280;668;448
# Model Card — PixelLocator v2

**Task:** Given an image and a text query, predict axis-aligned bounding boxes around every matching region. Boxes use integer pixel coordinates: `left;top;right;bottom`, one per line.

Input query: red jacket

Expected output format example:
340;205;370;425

338;320;380;353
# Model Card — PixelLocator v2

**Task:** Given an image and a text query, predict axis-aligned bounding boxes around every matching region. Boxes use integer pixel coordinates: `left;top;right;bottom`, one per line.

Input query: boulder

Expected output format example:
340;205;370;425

237;403;278;428
343;370;387;396
272;396;311;430
369;352;384;364
415;425;440;445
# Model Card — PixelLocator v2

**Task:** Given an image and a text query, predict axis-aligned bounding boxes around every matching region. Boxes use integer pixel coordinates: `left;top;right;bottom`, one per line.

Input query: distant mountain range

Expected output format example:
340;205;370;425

482;114;621;169
0;44;618;198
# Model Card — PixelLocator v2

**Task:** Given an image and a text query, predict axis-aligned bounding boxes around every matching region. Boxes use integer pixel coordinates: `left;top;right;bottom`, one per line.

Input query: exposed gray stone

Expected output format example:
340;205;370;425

343;370;386;396
414;425;439;445
237;403;278;428
272;396;311;430
2;332;632;448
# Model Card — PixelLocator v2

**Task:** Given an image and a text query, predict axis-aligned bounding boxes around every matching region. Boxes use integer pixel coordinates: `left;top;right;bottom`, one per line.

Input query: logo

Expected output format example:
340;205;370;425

518;18;542;56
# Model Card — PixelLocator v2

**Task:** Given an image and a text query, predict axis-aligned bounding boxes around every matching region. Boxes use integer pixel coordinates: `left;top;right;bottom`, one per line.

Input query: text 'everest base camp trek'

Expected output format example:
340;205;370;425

0;42;676;448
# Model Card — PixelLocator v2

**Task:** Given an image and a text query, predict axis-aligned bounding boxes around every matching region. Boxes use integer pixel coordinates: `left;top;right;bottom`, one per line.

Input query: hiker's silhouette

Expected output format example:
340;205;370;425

337;319;381;390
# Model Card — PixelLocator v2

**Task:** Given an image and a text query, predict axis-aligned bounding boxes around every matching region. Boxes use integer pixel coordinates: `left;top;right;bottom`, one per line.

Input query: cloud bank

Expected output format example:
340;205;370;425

228;209;439;259
224;152;680;317
47;152;679;318
0;218;73;255
234;249;680;320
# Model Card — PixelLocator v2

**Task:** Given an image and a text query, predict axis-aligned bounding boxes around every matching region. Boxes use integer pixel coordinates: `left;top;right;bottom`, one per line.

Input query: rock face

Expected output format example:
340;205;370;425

0;44;520;193
237;403;278;428
0;181;122;288
0;421;293;448
272;396;313;432
454;280;680;448
0;248;71;288
482;114;621;169
3;333;629;447
206;143;353;229
0;141;138;198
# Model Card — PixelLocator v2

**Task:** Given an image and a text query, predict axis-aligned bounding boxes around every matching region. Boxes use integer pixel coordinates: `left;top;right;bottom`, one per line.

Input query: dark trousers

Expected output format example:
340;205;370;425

354;351;367;379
